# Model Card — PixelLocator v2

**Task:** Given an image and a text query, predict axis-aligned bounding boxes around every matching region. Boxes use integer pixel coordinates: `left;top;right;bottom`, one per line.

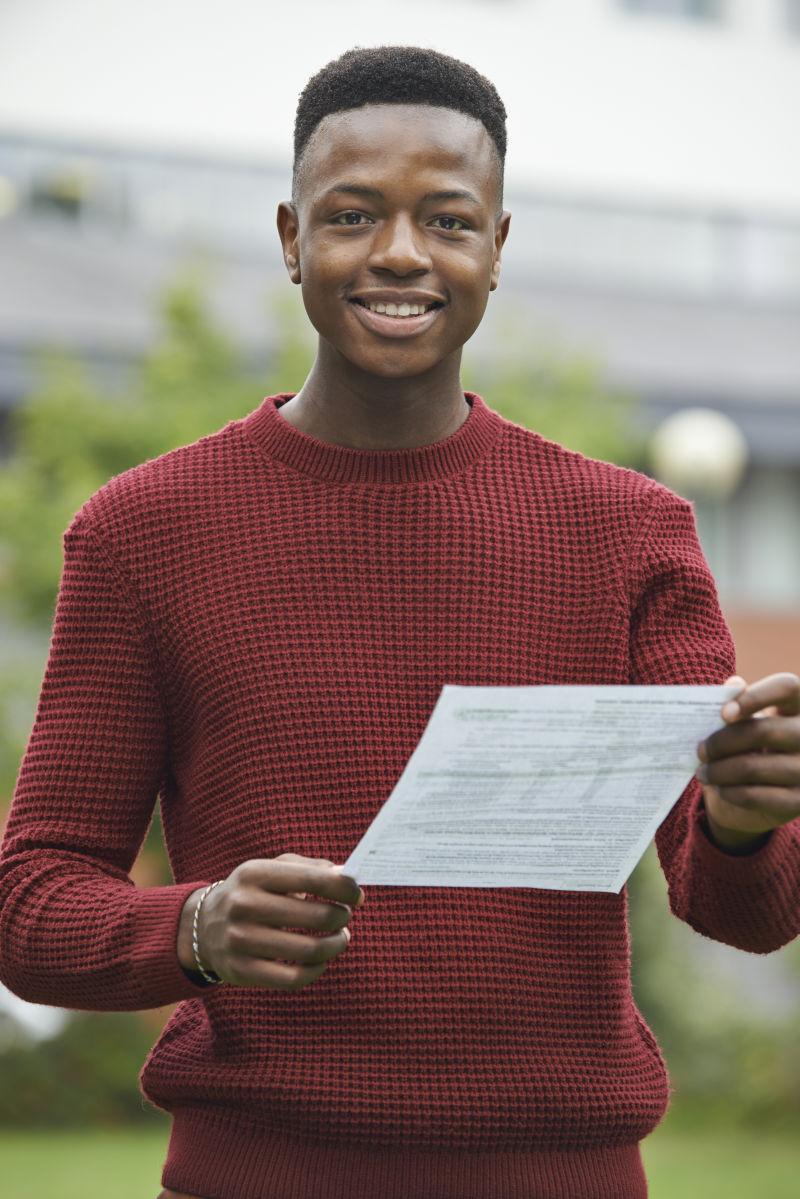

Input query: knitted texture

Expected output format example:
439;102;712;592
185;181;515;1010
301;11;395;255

1;391;798;1199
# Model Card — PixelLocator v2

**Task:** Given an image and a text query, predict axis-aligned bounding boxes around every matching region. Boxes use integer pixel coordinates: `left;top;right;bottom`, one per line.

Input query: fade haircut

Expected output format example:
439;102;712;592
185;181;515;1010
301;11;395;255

292;45;507;216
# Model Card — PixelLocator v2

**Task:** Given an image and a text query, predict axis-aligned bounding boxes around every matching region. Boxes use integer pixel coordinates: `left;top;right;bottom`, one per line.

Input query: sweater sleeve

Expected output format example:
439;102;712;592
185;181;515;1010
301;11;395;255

0;512;220;1009
628;485;800;954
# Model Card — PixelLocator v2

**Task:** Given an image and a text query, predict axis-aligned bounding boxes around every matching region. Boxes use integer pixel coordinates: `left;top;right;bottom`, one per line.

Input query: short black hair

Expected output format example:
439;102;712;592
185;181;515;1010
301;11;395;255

292;44;507;214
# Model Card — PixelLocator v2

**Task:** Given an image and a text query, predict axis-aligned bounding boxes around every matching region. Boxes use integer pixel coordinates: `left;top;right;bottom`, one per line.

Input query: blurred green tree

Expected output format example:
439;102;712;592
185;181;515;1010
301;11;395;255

627;843;800;1130
0;1011;164;1128
0;266;309;629
461;310;646;469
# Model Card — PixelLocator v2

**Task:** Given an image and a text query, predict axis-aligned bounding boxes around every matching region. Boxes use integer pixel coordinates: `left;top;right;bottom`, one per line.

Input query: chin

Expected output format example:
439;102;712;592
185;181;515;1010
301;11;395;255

334;346;439;379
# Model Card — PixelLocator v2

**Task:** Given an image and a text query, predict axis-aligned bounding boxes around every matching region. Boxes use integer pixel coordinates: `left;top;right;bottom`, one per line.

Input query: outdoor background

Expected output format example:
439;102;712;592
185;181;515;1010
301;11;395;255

0;2;799;1196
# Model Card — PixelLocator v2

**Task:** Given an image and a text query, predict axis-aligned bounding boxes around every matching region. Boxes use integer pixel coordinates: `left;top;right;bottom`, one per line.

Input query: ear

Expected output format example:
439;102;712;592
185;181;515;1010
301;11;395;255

277;200;301;283
489;210;511;292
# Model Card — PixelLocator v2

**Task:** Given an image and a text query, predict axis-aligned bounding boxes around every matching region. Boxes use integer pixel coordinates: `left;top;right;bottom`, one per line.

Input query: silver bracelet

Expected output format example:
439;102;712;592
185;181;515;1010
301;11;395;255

192;880;224;984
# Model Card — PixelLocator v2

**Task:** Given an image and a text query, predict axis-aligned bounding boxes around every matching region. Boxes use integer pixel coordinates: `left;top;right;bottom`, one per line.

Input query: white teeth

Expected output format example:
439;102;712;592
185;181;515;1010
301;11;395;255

360;300;432;317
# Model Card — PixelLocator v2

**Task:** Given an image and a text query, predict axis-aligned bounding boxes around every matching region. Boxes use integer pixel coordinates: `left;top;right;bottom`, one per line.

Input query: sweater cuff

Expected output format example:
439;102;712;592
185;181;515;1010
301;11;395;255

131;879;223;1004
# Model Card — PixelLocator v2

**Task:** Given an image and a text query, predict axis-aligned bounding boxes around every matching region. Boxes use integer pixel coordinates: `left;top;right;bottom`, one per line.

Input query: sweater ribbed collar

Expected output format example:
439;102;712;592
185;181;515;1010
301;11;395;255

240;391;503;485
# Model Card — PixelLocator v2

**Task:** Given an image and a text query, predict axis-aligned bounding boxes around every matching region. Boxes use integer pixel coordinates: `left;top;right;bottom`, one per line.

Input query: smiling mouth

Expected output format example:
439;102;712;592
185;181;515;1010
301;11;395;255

349;298;445;319
345;296;446;341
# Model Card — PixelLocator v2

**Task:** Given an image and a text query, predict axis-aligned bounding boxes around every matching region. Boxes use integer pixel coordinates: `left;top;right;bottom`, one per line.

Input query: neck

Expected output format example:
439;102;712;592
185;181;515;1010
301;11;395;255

277;342;470;450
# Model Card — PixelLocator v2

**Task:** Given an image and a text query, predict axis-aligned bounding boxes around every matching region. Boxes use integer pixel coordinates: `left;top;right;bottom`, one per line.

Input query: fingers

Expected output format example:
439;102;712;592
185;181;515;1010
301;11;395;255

224;919;352;992
698;752;800;789
701;786;779;835
244;856;363;910
242;891;353;934
227;922;351;970
703;782;800;816
700;714;800;762
216;856;365;991
721;672;800;721
246;958;335;992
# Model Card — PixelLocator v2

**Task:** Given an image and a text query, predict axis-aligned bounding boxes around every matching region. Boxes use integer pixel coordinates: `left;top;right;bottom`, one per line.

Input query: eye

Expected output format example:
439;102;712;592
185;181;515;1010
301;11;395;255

331;211;373;226
430;216;470;232
330;211;471;231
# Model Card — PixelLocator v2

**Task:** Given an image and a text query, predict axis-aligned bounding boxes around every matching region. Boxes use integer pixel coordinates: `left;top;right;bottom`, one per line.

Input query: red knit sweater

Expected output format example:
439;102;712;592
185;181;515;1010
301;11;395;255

1;391;798;1199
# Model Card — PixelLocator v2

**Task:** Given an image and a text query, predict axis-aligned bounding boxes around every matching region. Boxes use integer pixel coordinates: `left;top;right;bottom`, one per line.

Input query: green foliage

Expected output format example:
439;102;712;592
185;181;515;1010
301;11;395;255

0;266;311;630
628;844;800;1128
462;310;647;468
0;1012;162;1128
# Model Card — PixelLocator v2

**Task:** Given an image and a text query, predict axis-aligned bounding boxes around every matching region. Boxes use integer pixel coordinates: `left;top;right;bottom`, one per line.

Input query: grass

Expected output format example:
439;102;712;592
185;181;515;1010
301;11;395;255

0;1127;168;1199
642;1127;799;1198
0;1116;798;1198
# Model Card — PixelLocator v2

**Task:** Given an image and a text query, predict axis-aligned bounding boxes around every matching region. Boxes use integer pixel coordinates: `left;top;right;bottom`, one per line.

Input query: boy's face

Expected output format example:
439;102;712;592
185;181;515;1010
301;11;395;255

278;103;511;381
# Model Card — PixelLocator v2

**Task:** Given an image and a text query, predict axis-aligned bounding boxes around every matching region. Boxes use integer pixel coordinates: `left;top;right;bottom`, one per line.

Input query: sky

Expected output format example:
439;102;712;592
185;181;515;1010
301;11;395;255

1;0;799;215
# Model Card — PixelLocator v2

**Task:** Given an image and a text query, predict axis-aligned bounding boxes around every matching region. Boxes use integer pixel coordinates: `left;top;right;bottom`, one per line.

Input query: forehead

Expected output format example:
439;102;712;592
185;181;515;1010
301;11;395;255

300;103;497;201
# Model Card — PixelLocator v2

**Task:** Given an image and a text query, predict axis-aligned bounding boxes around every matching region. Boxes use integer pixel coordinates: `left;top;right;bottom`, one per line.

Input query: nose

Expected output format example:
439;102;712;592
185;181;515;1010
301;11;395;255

367;213;432;276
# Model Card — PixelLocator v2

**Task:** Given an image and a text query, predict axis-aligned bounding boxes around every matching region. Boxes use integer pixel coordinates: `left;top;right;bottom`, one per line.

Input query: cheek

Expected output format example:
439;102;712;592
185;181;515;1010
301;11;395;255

297;247;354;321
303;234;358;282
445;256;491;306
298;272;344;337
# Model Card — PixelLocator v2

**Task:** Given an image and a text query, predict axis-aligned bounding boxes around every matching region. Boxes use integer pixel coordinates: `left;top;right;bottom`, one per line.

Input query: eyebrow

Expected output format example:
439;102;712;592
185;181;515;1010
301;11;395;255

321;183;482;206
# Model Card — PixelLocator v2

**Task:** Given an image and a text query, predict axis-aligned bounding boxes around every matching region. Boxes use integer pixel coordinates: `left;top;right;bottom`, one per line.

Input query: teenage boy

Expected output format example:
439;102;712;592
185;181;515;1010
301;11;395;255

1;45;798;1199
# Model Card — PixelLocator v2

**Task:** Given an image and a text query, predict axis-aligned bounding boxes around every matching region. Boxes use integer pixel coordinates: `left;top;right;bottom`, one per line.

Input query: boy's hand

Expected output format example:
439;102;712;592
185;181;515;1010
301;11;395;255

179;853;364;989
695;672;800;839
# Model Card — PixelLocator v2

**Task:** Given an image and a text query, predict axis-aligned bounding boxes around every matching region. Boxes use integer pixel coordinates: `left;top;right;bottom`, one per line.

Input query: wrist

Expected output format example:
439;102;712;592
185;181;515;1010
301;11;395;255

177;887;210;972
702;808;772;856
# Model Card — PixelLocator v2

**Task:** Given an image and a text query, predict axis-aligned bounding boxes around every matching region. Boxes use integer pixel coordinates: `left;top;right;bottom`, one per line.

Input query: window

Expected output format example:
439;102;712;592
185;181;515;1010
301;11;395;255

620;0;723;18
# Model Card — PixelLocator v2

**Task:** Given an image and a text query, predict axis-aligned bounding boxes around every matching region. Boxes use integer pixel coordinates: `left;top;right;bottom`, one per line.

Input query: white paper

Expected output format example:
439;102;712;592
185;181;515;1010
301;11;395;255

343;684;741;894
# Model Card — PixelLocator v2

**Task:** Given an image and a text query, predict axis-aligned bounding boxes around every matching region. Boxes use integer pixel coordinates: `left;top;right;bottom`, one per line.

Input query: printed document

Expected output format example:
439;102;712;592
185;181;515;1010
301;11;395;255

343;684;741;893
